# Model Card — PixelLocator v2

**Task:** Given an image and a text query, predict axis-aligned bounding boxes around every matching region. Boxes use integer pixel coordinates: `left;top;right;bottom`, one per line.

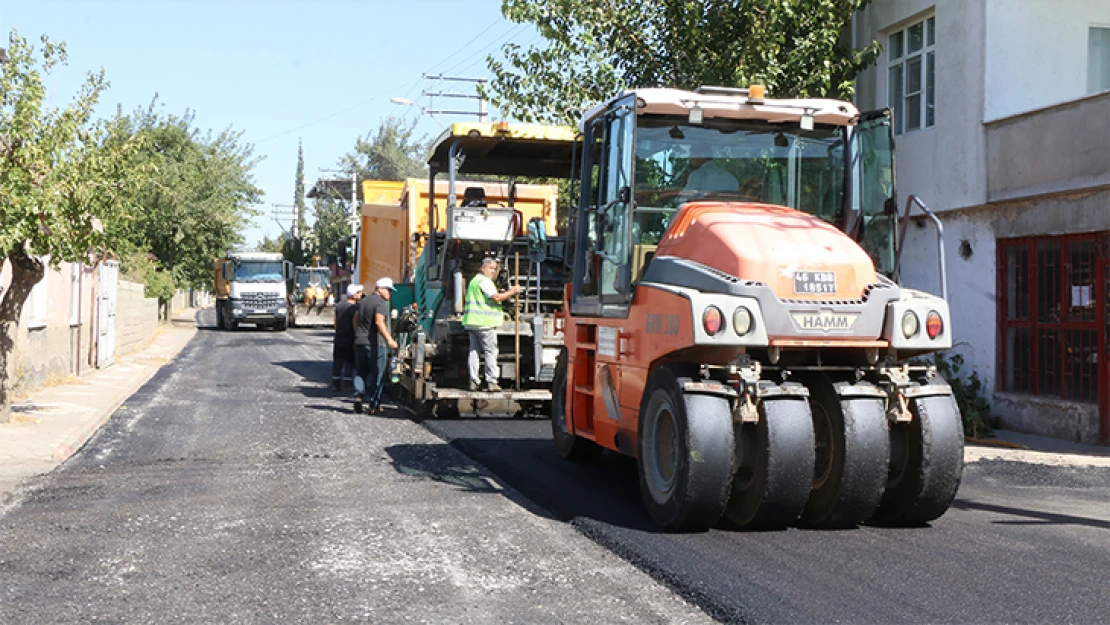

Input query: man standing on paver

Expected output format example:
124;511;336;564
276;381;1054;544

462;258;520;392
353;277;398;414
332;284;362;391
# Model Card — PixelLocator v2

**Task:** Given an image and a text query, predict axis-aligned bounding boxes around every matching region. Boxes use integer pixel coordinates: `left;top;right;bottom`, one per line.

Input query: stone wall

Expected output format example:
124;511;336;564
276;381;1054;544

114;280;159;358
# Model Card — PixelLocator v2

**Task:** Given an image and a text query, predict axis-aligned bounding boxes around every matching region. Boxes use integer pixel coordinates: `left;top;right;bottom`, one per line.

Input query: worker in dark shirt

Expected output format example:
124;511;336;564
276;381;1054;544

332;284;362;391
352;277;398;414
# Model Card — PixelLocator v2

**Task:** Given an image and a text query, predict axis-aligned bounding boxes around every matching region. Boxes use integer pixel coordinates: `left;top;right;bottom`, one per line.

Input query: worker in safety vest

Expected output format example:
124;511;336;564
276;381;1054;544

462;257;520;392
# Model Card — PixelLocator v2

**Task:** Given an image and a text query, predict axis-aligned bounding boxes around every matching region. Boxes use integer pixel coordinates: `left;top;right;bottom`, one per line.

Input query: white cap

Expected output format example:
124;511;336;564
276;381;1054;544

375;277;396;291
346;284;364;297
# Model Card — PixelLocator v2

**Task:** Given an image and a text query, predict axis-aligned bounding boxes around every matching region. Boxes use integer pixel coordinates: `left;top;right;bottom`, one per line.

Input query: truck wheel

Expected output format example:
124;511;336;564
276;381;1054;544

551;349;601;460
872;381;964;526
638;365;734;531
216;302;225;330
799;376;889;528
724;393;814;530
275;319;288;332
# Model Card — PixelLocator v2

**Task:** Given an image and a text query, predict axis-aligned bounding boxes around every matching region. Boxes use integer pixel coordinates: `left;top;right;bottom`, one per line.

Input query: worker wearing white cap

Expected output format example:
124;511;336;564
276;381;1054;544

332;284;363;391
352;277;398;414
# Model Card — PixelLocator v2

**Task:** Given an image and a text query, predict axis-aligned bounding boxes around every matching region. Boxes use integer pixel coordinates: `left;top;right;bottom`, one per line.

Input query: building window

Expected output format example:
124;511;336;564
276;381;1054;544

1089;26;1110;94
998;234;1105;403
887;15;935;134
26;272;48;330
69;262;82;326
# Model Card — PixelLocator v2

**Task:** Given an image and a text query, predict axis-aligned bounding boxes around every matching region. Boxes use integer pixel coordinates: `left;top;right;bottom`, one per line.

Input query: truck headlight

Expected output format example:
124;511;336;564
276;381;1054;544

278;307;287;315
901;311;919;338
733;306;753;336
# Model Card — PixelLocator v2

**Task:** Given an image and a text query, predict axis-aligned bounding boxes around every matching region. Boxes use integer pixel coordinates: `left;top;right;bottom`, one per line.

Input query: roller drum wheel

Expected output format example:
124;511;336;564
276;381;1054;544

551;349;601;461
800;376;890;529
873;382;964;526
638;366;735;531
723;393;815;530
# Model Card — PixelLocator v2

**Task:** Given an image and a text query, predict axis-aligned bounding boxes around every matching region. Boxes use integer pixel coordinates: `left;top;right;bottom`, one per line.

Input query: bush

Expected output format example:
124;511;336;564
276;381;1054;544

121;252;176;303
932;353;996;439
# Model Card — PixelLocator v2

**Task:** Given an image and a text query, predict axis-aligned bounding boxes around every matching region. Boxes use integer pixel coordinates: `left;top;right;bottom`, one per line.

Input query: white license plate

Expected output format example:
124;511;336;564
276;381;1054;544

254;309;268;314
793;271;836;295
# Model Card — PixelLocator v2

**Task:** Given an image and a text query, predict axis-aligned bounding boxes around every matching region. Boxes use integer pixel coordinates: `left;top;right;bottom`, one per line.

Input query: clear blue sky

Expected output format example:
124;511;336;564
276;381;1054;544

3;0;538;248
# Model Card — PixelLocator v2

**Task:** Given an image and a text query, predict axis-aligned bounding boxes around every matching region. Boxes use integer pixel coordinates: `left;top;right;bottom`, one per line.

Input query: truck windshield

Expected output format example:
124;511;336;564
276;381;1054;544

297;269;331;290
632;116;846;244
233;261;284;282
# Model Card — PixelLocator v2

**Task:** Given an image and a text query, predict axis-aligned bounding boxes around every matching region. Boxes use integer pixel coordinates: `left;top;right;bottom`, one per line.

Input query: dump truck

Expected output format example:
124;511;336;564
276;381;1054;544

213;252;292;331
551;86;963;532
289;264;335;327
389;122;575;418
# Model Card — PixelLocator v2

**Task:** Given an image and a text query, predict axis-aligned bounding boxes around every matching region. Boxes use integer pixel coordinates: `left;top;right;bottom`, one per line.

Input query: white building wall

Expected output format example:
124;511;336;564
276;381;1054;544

854;0;989;214
984;0;1110;121
899;212;998;389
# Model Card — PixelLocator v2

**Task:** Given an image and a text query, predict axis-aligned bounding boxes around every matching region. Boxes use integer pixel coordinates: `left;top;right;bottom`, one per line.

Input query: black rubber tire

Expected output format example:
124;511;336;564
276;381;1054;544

551;349;601;461
637;366;735;531
215;301;226;330
724;393;815;530
872;381;964;526
800;376;890;528
275;319;288;332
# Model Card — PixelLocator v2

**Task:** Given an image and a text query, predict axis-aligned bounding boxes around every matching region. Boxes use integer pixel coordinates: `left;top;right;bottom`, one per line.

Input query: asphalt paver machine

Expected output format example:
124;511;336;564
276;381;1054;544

393;122;578;418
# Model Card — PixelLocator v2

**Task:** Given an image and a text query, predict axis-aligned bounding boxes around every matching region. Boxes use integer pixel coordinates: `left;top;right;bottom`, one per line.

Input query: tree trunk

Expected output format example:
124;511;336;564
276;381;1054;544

0;249;45;423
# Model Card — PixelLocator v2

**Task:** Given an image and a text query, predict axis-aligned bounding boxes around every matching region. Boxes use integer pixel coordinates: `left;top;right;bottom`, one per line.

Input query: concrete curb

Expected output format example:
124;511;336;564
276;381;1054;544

50;321;198;462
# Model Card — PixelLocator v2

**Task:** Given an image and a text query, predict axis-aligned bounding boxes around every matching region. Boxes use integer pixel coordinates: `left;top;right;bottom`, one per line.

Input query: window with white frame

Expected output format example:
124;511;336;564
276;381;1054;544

1089;27;1110;95
69;262;82;326
26;272;48;330
887;15;936;134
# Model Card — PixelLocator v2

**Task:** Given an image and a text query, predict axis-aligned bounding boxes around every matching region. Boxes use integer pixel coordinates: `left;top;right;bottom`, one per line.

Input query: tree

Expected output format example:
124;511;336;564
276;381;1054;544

0;31;146;421
339;116;429;183
310;197;351;260
294;139;306;238
109;98;262;313
483;0;881;124
257;233;286;254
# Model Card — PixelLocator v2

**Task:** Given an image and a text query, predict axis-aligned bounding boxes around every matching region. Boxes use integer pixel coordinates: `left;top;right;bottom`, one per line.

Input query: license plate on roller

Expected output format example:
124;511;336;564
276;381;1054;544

793;271;836;295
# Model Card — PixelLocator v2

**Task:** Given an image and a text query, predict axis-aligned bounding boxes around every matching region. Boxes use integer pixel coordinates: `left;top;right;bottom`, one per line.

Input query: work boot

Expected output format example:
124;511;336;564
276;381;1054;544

486;382;502;392
468;382;479;392
353;396;363;414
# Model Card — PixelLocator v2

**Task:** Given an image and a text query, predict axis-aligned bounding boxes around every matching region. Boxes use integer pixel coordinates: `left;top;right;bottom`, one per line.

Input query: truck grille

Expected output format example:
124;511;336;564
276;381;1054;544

240;292;283;309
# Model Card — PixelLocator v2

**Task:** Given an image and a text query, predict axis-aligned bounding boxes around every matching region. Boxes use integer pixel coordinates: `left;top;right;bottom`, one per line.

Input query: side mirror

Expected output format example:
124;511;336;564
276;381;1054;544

222;262;232;281
283;261;293;281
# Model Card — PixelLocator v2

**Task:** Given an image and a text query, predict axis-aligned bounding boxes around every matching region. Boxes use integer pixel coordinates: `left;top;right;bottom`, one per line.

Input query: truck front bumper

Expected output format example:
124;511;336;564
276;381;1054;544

230;304;288;321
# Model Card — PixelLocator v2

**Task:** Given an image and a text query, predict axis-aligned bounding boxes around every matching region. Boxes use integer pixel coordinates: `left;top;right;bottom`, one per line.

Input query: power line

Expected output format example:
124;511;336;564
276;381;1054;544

253;81;411;145
438;22;529;77
423;15;506;76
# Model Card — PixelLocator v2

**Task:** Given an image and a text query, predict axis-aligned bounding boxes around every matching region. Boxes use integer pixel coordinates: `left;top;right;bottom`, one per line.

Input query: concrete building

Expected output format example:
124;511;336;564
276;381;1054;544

854;0;1110;444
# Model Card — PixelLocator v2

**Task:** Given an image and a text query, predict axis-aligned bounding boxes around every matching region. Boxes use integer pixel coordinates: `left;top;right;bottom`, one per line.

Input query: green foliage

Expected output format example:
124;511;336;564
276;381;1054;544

311;197;351;259
108;97;262;292
0;30;146;267
340;116;429;182
256;233;286;254
484;0;881;124
933;353;996;439
121;251;176;302
294;139;307;238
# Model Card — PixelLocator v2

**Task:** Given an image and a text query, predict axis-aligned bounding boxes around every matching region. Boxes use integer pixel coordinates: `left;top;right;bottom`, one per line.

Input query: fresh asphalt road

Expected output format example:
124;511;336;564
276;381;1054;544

3;313;1109;625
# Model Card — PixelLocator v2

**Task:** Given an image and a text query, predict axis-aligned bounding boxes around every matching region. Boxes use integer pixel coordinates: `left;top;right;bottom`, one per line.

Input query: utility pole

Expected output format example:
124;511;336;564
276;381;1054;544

272;204;298;238
422;74;489;121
